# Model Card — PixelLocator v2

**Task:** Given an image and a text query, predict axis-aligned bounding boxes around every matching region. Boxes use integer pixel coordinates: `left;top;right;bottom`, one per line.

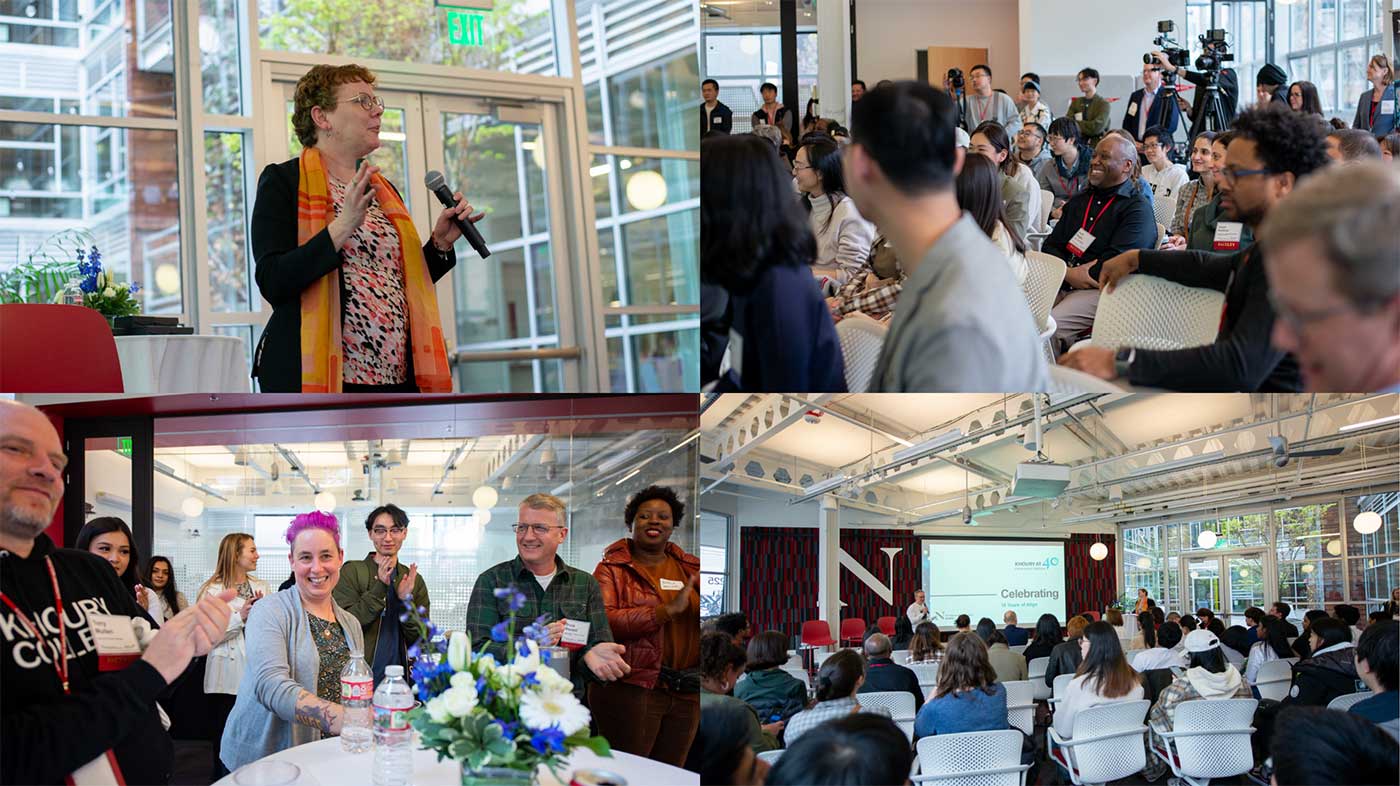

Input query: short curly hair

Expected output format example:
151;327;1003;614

1228;103;1330;181
292;64;377;148
623;485;685;526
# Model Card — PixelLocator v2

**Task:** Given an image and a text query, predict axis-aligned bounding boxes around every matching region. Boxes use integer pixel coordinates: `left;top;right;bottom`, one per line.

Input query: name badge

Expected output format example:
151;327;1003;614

69;750;124;785
89;614;142;672
1126;102;1138;116
1067;228;1097;257
1213;221;1244;251
1382;100;1395;115
659;578;686;591
1074;111;1084;121
560;619;590;650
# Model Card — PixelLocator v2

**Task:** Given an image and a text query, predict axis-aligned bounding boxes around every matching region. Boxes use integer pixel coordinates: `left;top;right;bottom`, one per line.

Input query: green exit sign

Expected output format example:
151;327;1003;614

446;10;485;47
118;436;133;457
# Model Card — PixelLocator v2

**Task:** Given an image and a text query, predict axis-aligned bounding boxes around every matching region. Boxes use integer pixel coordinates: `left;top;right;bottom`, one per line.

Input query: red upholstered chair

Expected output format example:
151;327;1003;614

1083;611;1102;621
838;617;866;646
0;304;123;392
877;616;896;636
801;619;836;652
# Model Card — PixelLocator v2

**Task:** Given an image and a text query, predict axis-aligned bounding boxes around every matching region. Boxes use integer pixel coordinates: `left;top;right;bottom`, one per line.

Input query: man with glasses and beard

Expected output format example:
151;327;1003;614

464;493;629;697
333;504;430;683
1060;104;1329;391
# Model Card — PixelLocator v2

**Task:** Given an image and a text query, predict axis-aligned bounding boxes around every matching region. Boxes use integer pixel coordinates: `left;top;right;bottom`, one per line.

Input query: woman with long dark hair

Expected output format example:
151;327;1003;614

143;555;188;623
700;133;845;392
75;517;143;597
1053;621;1144;740
909;622;944;663
914;631;1008;738
1022;613;1062;663
1246;615;1296;684
783;649;888;745
955;153;1028;285
1129;610;1157;650
969;121;1041;241
794;138;874;285
1142;628;1253;780
1288;81;1324;117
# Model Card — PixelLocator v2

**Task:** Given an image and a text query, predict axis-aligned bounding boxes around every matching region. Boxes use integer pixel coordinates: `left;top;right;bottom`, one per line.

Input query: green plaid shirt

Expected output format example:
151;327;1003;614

464;555;613;694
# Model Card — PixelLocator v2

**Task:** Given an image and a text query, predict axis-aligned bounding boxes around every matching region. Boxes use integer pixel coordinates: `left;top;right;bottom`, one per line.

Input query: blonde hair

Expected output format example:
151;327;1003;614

198;533;253;600
1370;55;1394;85
519;493;567;527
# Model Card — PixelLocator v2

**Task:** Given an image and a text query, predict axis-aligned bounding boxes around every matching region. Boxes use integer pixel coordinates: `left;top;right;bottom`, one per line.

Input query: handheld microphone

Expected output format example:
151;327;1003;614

424;170;490;259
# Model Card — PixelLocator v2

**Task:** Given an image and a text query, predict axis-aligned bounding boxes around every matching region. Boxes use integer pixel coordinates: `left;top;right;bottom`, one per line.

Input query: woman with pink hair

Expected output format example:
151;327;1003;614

218;512;366;774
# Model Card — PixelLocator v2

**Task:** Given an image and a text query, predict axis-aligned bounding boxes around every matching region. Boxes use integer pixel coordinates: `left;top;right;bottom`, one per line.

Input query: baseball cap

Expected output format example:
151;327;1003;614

1184;629;1221;653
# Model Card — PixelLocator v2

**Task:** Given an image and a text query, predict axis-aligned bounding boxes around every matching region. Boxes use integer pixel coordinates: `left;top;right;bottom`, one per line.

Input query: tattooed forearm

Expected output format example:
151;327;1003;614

293;690;342;734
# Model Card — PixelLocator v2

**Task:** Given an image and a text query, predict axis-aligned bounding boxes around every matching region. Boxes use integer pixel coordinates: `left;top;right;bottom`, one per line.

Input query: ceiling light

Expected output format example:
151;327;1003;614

1090;542;1108;561
181;497;204;518
1197;530;1218;549
1300;563;1315;573
472;508;492;527
1238;568;1249;578
472;486;498;509
314;491;336;513
1339;414;1400;433
1136;557;1151;569
1126;450;1226;477
1326;539;1342;556
1354;510;1383;534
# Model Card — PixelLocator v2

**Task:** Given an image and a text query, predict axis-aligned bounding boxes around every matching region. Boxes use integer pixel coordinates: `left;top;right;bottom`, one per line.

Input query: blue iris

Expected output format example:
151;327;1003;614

529;727;566;755
491;621;510;642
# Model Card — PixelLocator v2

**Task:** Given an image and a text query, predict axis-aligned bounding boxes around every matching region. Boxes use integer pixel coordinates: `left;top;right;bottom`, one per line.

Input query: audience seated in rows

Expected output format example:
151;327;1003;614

784;649;890;746
1053;621;1146;741
1134;619;1187;671
687;701;769;786
765;713;912;786
1293;609;1328;658
1141;627;1255;781
1350;620;1398;738
857;632;923;712
825;233;905;323
985;629;1028;684
1002;610;1029;646
1021;613;1063;663
1043;614;1090;687
913;631;1008;739
1014;121;1052;174
1246;616;1296;686
795;138;875;286
1139;126;1190;228
1176;133;1249;255
1165;131;1218;244
733;630;807;726
1037;117;1093;217
1271;706;1399;785
1326;128;1384;162
955;154;1030;286
968;121;1042;242
908;622;944;664
699;632;780;754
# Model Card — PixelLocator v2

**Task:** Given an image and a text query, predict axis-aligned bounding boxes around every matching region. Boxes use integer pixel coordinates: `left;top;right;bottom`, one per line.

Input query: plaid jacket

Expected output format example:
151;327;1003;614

463;555;614;694
833;275;902;321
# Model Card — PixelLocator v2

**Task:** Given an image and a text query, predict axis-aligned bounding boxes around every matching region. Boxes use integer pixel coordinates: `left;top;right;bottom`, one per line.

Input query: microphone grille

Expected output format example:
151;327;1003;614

424;170;445;190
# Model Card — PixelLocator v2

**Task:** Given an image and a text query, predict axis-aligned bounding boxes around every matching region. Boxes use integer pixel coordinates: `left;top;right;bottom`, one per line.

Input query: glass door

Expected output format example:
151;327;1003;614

1224;551;1266;626
1181;550;1268;625
1184;556;1222;616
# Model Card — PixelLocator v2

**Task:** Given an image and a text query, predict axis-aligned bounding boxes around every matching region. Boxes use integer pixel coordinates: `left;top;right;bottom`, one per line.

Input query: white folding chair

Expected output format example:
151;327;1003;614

781;666;811;690
1075;274;1225;353
860;690;918;740
835;314;887;392
1150;698;1258;786
1252;659;1293;702
757;749;783;765
1048;365;1126;396
1027;657;1052;702
1009;644;1028;655
1022;251;1067;362
1155;221;1167;248
1047;699;1151;786
1327;690;1374;711
911;662;940;697
913;729;1030;786
784;651;804;670
891;649;911;664
1047;673;1075;709
1002;679;1036;736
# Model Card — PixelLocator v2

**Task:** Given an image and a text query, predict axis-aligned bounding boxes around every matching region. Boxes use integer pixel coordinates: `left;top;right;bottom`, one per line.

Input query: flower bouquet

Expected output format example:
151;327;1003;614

67;246;141;318
403;585;611;786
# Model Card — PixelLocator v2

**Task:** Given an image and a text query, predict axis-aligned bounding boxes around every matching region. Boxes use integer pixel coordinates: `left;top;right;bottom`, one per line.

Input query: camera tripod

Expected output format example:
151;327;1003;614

1189;71;1231;137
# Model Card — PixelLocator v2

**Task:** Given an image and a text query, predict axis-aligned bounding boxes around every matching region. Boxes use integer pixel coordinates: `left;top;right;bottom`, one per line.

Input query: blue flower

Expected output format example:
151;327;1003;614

128;283;140;294
494;719;519;738
399;611;410;623
475;676;488;694
517;640;533;658
407;642;420;660
540;648;552;665
521;671;539;688
491;621;510;642
493;586;527;611
529;727;566;755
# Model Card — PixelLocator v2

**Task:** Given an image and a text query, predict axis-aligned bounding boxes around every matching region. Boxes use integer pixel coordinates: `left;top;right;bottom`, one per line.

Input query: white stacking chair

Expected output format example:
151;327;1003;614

1027;657;1052;702
1002;679;1036;736
891;649;911;664
1027;189;1056;251
1075;274;1225;354
861;690;918;740
1047;699;1151;786
1326;690;1374;711
912;729;1030;786
781;666;811;690
1022;250;1067;362
1047;673;1075;709
784;651;804;670
1150;698;1258;786
1123;649;1146;664
818;647;857;669
1154;221;1167;248
1048;365;1126;396
757;749;783;765
1283;656;1300;664
1252;659;1293;702
910;662;940;696
1009;644;1028;656
835;314;887;392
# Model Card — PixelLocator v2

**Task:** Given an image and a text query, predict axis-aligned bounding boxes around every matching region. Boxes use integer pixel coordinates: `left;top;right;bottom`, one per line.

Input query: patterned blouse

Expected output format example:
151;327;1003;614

327;176;408;386
307;612;351;706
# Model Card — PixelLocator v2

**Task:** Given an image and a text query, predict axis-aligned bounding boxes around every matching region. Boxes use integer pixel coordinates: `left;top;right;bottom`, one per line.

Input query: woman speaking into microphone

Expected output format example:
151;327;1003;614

251;64;482;392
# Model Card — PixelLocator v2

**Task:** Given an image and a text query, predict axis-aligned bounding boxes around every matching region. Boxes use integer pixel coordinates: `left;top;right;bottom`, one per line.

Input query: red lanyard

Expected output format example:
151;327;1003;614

976;95;990;123
1059;172;1080;198
1081;195;1117;234
0;557;70;694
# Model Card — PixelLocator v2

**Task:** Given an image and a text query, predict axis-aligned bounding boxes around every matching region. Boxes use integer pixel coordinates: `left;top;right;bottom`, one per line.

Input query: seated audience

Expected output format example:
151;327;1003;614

954;614;972;634
784;649;888;746
914;632;1009;739
986;630;1028;683
1166;131;1217;242
1133;620;1186;671
1044;614;1090;687
1269;601;1301;637
1286;617;1362;707
1038;117;1093;216
1015;121;1052;174
969;121;1042;240
687;702;769;786
1104;608;1124;628
1246;616;1295;686
700;133;845;391
955;153;1030;286
909;623;944;664
796;138;875;285
765;713;913;786
1022;613;1063;663
843;81;1047;392
1326;128;1384;162
1003;610;1029;646
892;613;914;649
1221;625;1252;668
220;512;365;772
1292;609;1329;658
1061;105;1329;391
1142;628;1254;781
825;234;904;323
858;632;923;711
1271;706;1400;784
1349;620;1398;737
1128;610;1153;649
1044;134;1157;351
734;630;808;726
1288;80;1325;117
699;632;780;753
1053;621;1144;742
1139;126;1189;229
1019;80;1052;129
714;612;752;649
1068;67;1112;146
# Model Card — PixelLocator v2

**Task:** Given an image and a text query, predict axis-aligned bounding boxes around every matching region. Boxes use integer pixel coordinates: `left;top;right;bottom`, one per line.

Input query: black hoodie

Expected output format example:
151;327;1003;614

1283;644;1365;708
1;534;172;785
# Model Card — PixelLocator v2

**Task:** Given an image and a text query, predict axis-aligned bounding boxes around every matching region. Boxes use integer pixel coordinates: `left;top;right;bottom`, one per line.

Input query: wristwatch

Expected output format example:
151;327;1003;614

1114;347;1136;379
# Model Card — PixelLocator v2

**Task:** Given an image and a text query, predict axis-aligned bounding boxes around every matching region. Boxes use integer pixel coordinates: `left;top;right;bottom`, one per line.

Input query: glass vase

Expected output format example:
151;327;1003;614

459;762;536;786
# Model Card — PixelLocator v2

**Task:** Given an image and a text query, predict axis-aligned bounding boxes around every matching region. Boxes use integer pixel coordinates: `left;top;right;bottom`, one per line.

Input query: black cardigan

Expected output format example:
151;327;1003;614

250;158;456;392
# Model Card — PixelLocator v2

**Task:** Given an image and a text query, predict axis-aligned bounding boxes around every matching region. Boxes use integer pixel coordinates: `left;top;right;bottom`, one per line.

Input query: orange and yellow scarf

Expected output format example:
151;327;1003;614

296;147;452;392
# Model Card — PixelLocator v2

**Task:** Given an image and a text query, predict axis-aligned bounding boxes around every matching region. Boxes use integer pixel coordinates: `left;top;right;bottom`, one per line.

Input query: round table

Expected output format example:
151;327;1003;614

212;736;698;786
114;334;250;393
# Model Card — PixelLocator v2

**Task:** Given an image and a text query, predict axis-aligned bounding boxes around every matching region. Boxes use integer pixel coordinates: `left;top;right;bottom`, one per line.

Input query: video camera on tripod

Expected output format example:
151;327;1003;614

1145;20;1190;85
1193;27;1234;72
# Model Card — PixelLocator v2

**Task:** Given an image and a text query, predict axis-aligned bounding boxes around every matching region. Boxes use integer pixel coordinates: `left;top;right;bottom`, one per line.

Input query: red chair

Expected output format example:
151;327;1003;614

838;617;866;646
1083;611;1102;621
0;304;123;392
800;619;836;652
877;616;896;636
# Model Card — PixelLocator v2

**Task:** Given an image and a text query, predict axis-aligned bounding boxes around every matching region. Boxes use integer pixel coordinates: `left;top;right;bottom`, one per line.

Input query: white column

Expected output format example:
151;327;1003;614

817;495;842;643
816;0;853;128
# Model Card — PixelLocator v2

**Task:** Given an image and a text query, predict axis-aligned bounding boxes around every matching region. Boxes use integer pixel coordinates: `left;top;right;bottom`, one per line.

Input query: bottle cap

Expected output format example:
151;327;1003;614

386;665;404;677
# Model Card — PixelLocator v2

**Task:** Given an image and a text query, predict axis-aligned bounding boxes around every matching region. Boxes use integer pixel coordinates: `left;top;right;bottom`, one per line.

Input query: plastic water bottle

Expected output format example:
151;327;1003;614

372;665;415;786
340;649;373;753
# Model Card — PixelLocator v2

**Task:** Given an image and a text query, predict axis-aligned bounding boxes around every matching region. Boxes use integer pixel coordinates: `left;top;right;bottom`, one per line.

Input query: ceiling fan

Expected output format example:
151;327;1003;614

1269;435;1342;467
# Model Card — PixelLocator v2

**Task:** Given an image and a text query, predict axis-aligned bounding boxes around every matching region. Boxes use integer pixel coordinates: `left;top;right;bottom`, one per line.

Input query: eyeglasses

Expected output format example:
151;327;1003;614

338;93;385;113
1267;290;1356;332
512;522;564;536
370;526;407;537
1220;165;1274;184
792;162;812;171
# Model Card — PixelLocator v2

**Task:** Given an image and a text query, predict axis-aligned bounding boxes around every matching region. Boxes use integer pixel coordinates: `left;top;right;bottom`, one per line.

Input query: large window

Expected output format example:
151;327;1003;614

699;509;728;617
700;30;819;135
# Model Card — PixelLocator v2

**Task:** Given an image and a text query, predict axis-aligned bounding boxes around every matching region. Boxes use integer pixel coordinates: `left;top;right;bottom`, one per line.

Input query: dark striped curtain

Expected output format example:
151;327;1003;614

1066;533;1119;615
740;527;818;640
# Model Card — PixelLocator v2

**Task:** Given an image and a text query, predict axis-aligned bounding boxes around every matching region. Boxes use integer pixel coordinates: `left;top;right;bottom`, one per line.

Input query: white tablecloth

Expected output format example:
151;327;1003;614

114;335;250;393
212;736;698;786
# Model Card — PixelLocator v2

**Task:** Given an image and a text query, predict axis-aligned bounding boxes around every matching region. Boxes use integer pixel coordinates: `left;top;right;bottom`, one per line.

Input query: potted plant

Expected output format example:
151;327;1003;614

0;228;92;305
68;246;142;324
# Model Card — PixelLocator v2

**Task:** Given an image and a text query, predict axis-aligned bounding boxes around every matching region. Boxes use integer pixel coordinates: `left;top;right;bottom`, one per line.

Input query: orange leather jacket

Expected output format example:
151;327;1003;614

592;538;700;690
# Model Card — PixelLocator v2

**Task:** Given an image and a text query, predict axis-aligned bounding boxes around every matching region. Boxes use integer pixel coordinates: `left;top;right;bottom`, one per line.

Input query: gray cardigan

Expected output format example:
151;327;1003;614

219;586;365;771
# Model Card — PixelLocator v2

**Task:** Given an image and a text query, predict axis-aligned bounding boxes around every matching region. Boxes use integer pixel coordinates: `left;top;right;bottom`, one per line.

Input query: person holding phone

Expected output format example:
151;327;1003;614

250;63;484;393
